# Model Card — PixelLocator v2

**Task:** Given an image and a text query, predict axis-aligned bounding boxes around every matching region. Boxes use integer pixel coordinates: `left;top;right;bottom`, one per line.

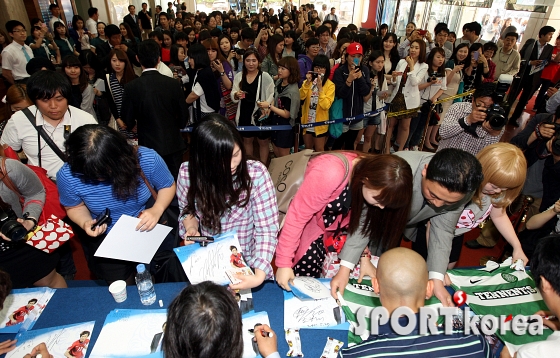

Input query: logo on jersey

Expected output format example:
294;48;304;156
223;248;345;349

501;273;518;283
472;285;537;301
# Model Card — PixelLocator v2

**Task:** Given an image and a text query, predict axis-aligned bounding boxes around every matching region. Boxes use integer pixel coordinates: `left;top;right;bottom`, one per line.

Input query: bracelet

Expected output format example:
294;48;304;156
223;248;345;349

220;71;225;76
535;123;544;141
346;80;352;85
268;104;272;109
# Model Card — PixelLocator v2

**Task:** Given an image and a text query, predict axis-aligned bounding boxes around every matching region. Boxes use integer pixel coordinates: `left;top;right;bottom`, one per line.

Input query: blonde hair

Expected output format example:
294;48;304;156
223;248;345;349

474;143;526;209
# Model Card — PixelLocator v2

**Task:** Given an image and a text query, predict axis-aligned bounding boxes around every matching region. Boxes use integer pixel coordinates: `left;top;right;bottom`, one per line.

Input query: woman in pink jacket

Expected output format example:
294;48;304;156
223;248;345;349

275;153;413;290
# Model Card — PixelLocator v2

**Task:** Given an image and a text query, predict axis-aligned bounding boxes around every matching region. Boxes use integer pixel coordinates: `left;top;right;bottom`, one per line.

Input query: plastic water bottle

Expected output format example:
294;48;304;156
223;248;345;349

136;264;156;305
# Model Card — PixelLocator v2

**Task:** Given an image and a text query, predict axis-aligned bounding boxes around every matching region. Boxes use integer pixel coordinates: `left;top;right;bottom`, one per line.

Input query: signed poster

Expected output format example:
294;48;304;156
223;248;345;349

174;231;249;285
283;279;349;330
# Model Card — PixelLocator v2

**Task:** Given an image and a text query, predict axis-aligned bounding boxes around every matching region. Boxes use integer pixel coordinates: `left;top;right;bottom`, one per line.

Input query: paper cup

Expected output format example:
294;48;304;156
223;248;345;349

109;280;127;303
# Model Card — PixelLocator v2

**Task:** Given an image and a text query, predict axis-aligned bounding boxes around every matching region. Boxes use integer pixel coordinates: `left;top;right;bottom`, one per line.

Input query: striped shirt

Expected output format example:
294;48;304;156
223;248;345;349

109;73;124;117
341;314;491;358
176;160;279;279
57;146;174;232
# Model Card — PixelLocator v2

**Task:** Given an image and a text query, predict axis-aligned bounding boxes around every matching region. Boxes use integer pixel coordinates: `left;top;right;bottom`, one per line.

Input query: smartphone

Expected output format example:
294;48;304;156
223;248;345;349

473;52;479;61
91;208;111;231
353;57;360;67
417;29;427;37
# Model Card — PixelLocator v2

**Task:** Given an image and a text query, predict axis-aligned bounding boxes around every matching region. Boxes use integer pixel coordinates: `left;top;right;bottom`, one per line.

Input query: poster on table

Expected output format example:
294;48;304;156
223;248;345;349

284;278;350;330
174;231;254;286
242;311;271;358
0;287;55;333
6;321;95;358
88;309;167;358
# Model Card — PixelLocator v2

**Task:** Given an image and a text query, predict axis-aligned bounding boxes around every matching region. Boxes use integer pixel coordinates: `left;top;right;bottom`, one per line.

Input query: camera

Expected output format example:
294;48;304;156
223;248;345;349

0;207;27;242
311;72;323;80
235;48;246;56
485;104;507;131
428;72;439;82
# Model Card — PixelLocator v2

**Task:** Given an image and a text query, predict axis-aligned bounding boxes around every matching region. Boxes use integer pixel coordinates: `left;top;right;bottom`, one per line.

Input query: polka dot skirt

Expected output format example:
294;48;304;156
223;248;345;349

293;236;327;278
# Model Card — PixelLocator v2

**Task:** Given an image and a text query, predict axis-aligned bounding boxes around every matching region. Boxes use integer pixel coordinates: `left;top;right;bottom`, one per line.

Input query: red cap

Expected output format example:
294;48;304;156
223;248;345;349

347;42;363;55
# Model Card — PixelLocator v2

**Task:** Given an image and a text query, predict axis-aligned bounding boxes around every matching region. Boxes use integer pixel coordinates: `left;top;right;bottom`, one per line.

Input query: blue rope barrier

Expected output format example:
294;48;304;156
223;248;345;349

180;105;389;133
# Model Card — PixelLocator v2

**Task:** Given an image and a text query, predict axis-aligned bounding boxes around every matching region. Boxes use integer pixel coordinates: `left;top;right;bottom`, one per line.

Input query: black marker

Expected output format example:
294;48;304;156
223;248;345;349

248;328;274;338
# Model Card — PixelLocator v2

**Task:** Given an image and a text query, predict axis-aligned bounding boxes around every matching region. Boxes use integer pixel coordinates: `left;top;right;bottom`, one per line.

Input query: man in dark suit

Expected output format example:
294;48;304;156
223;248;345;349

150;322;165;353
123;4;142;40
509;25;555;126
95;24;139;72
121;39;188;178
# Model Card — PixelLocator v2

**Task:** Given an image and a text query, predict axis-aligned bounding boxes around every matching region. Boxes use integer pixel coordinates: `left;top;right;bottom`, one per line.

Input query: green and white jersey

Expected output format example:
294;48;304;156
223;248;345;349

340;278;443;346
447;261;552;353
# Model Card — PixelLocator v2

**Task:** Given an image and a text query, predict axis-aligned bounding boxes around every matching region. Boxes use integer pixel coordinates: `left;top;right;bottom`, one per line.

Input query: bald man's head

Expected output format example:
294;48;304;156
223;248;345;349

372;248;432;312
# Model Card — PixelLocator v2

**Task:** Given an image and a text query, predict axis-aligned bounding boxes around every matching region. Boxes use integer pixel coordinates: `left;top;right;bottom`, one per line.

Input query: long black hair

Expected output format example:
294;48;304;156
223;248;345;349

381;33;400;73
187;43;210;70
368;50;386;88
65;124;139;200
184;114;252;233
61;55;89;93
451;43;469;66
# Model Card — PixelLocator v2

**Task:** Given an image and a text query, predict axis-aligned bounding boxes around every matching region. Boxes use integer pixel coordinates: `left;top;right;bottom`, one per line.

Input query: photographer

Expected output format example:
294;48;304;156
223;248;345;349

437;83;504;155
0;157;66;289
465;105;560;250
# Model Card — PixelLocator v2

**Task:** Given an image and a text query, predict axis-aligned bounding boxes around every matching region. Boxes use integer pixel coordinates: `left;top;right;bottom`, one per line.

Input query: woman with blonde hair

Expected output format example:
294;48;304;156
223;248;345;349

416;143;529;269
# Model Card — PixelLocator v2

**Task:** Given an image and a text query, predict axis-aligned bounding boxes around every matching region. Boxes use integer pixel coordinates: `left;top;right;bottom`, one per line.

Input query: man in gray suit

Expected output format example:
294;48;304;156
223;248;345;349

332;149;483;306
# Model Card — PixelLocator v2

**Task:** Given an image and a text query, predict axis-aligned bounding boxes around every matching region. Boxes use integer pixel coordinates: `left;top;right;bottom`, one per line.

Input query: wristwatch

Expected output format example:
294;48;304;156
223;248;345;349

220;71;225;76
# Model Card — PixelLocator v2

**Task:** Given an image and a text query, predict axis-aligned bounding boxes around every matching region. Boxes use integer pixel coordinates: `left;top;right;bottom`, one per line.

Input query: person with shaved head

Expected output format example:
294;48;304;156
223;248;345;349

340;248;491;358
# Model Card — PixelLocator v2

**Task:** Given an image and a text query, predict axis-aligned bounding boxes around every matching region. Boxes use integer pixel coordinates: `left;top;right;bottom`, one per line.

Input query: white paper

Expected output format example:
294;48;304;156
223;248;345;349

0;287;55;333
94;215;171;263
284;279;348;330
290;277;331;300
93;78;105;92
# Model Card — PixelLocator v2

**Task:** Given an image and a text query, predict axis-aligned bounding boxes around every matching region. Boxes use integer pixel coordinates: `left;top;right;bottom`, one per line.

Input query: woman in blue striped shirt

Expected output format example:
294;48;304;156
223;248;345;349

57;125;176;284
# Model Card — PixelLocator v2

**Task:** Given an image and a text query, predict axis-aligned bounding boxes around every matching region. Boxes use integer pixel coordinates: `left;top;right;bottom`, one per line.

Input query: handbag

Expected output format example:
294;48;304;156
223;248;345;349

268;151;349;228
328;97;343;138
0;157;73;253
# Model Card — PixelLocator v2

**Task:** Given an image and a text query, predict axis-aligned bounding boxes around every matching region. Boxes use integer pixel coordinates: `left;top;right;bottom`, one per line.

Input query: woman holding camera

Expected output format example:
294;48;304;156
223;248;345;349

231;49;274;164
406;47;447;150
0;158;66;288
57;125;175;284
300;55;335;152
186;43;221;123
201;39;235;121
385;39;428;152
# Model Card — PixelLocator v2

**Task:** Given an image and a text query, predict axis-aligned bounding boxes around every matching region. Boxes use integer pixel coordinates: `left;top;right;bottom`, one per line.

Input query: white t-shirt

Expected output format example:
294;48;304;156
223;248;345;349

1;42;34;80
192;72;213;113
49;16;62;32
419;71;447;104
1;105;97;179
516;331;560;358
86;18;98;36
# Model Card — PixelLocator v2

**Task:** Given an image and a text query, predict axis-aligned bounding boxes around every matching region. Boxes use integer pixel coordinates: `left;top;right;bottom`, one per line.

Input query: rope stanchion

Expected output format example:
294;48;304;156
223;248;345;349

180;90;476;146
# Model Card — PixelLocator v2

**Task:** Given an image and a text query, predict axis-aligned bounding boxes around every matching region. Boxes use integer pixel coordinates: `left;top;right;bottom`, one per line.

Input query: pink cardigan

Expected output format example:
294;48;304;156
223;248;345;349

275;152;359;268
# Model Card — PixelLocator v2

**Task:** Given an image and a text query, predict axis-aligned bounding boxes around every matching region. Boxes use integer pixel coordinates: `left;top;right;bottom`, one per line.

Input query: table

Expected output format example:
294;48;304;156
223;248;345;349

0;281;348;358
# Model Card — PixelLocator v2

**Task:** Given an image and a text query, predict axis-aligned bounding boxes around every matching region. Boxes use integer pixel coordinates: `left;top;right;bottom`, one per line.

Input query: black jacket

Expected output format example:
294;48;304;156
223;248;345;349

332;64;371;118
121;70;188;156
123;14;142;39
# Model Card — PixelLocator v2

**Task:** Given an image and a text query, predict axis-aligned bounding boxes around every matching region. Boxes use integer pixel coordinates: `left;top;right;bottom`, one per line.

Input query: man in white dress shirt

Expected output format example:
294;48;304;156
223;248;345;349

1;20;34;85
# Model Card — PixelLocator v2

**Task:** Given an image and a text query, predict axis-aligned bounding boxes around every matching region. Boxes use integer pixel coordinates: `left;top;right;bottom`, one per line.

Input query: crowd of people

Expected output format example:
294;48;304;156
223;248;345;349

1;1;560;357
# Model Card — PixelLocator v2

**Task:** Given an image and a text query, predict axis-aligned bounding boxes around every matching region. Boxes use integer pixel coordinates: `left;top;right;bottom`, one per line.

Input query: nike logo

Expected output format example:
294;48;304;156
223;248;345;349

470;278;483;284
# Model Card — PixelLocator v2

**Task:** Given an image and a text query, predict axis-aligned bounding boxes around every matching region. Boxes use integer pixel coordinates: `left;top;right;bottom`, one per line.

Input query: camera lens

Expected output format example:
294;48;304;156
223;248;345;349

485;104;507;131
2;220;27;242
